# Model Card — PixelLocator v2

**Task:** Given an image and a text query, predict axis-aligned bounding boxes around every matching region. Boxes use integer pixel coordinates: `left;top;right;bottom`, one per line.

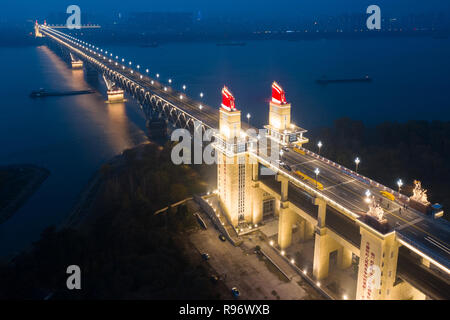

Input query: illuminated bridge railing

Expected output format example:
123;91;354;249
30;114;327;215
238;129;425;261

39;25;218;131
396;231;450;273
297;146;410;203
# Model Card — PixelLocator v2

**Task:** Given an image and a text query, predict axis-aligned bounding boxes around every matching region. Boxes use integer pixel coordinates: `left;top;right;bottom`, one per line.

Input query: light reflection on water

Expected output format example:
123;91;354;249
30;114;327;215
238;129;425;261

0;45;148;258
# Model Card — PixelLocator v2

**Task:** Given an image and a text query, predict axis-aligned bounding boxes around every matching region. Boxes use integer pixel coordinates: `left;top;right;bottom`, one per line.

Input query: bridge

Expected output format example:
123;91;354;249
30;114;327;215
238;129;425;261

36;23;450;300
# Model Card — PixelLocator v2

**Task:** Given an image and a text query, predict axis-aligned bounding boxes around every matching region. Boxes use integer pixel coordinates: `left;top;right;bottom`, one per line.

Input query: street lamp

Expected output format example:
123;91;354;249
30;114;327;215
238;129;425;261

182;85;186;91
156;73;160;79
247;113;251;125
397;179;403;193
314;168;320;189
365;190;371;203
317;141;323;155
200;92;204;98
168;79;172;84
354;157;361;173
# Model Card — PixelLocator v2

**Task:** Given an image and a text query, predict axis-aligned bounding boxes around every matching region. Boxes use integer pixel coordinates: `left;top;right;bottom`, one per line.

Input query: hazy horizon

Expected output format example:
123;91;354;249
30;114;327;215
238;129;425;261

2;0;450;22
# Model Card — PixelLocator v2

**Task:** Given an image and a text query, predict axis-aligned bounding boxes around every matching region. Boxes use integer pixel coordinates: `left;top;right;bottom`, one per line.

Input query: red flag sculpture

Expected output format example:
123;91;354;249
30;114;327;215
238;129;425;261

272;82;287;105
221;86;236;111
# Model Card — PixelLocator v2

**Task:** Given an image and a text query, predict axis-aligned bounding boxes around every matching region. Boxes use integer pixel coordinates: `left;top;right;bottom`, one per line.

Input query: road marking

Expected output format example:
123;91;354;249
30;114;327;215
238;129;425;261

396;217;423;231
323;179;356;191
425;236;450;255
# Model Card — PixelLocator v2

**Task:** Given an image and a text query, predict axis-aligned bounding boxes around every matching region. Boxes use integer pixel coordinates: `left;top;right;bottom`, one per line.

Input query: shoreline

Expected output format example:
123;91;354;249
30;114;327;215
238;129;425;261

62;141;153;230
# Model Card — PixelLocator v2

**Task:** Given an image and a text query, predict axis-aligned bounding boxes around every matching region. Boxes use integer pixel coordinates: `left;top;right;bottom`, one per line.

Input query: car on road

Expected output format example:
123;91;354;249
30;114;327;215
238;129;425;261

282;164;292;171
210;275;219;283
231;287;240;298
201;253;210;260
282;147;289;152
219;234;227;242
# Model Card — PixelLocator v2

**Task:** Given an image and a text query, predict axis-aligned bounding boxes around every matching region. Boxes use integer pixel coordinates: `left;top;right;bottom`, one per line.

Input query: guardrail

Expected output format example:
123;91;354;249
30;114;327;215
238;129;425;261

266;244;335;300
298;146;410;203
193;195;240;246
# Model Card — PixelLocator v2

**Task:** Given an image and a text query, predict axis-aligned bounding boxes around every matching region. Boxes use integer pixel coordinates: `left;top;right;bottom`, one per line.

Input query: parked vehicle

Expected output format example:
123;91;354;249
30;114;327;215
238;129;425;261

201;253;210;260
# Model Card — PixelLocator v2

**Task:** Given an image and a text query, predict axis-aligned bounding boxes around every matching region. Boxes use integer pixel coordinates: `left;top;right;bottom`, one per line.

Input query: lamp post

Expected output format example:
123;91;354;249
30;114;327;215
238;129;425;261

365;189;371;203
314;168;320;189
397;179;403;193
355;157;361;173
317;141;323;155
200;92;204;98
247;113;251;125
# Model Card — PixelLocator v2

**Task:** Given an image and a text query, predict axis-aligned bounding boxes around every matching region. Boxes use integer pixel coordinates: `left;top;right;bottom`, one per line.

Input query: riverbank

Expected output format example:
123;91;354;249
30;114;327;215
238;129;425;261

0;142;219;299
0;164;50;224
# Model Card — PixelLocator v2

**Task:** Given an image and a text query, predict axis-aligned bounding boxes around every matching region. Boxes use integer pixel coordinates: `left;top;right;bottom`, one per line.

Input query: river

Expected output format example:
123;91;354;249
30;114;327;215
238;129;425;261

0;36;449;257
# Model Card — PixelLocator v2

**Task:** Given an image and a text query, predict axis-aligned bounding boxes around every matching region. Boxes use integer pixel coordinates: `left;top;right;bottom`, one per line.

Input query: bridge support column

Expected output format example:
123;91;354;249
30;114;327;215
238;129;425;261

304;220;315;240
421;257;431;268
315;197;326;228
278;203;294;250
71;60;83;69
356;223;400;300
252;186;263;225
313;227;334;280
338;247;353;269
107;89;125;103
277;174;288;202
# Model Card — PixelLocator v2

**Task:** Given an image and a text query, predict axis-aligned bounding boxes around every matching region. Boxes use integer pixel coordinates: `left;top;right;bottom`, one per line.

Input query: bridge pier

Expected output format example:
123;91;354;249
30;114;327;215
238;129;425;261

278;204;294;250
356;223;400;300
107;89;125;103
71;60;83;69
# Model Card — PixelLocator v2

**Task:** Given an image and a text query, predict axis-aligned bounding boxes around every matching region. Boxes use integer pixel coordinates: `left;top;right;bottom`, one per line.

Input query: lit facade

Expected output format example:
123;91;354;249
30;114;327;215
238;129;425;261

217;87;253;226
265;82;308;146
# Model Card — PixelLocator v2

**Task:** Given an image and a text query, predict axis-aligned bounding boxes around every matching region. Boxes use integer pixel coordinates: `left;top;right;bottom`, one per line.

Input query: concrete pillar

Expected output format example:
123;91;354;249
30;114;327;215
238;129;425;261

314;197;326;228
71;60;83;69
107;89;125;103
356;223;400;300
304;220;315;240
338;247;353;269
252;162;259;181
313;227;331;280
277;174;288;202
421;257;431;268
278;203;294;250
297;218;306;242
252;186;263;225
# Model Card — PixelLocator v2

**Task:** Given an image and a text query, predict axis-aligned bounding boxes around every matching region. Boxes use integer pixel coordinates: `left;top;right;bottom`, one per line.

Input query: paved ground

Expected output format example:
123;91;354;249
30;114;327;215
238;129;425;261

189;208;323;300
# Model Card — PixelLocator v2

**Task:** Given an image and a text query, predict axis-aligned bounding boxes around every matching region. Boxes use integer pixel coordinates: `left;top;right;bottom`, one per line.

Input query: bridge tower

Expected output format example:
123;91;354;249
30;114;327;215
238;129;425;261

217;87;253;227
355;210;426;300
34;21;43;38
264;82;308;147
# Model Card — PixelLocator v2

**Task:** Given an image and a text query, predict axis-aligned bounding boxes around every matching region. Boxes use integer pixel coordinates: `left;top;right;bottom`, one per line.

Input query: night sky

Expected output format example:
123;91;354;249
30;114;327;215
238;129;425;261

4;0;450;20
